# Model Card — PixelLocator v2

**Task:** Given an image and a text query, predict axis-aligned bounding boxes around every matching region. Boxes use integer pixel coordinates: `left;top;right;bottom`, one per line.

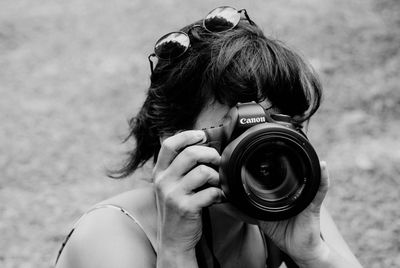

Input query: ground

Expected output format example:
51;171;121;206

0;0;399;267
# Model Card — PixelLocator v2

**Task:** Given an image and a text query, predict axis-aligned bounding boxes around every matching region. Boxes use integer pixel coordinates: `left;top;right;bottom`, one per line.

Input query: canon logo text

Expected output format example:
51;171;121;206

239;117;266;124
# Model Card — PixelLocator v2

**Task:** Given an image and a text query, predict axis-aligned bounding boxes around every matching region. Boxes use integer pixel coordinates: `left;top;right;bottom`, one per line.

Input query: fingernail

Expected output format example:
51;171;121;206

196;131;207;144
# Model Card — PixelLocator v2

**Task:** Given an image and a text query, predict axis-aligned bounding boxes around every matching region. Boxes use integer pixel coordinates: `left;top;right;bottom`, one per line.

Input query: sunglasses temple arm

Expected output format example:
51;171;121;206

239;9;255;25
148;54;156;74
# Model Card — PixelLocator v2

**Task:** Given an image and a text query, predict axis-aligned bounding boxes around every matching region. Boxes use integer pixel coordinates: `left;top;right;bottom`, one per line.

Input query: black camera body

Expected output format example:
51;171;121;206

203;102;321;221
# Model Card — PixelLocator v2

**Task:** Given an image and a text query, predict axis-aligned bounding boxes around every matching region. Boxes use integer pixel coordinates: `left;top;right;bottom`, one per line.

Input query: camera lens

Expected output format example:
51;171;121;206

219;123;320;221
246;151;285;190
241;142;304;203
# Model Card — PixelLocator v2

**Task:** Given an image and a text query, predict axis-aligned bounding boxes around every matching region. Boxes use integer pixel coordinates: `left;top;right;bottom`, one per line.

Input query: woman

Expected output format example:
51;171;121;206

55;6;363;268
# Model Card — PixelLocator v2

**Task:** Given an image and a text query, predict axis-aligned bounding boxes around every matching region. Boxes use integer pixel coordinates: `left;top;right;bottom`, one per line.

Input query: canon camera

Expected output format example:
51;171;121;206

203;102;321;221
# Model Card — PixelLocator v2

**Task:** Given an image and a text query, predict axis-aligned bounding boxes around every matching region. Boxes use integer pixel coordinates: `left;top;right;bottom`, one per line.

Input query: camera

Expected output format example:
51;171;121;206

203;102;321;221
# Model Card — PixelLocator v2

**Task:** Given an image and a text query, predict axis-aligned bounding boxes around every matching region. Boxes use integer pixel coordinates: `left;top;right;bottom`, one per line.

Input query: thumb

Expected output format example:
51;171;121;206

309;161;330;214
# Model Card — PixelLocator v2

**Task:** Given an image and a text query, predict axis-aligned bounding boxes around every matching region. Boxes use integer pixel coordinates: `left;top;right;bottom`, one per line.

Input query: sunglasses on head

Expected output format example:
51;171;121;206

148;6;255;73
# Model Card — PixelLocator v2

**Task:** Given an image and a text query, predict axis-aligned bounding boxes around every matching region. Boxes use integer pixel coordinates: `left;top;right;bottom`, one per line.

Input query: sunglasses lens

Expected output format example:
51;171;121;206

154;32;190;60
204;6;240;32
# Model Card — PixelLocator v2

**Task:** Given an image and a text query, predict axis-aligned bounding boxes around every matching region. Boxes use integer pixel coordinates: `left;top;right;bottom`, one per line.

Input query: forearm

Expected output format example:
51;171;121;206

294;241;363;268
157;248;198;268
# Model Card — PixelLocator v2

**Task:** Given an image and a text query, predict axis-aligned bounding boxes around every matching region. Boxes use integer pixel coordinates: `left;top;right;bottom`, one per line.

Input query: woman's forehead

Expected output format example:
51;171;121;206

193;101;230;129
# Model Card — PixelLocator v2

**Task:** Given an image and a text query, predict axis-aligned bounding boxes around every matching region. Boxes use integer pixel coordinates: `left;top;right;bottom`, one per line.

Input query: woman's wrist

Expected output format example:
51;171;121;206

157;246;198;268
292;240;332;268
293;241;360;268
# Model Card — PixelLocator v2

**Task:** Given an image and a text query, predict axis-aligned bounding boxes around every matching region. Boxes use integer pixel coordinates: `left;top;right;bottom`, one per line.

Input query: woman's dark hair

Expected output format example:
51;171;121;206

110;19;322;178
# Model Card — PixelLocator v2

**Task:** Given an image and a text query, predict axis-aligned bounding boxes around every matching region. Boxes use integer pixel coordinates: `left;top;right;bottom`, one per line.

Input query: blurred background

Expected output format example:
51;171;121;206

1;0;399;267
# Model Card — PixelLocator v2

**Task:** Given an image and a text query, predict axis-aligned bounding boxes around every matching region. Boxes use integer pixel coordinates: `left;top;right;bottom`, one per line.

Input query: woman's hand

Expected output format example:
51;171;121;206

258;161;331;267
153;130;224;267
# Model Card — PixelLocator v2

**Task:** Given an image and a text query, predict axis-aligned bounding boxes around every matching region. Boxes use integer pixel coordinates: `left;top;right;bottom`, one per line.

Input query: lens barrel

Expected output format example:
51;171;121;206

219;123;320;221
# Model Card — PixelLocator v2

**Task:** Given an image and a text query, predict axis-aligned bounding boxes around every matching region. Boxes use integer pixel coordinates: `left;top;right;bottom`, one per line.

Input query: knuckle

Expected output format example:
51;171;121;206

179;131;191;140
154;171;168;189
161;138;175;152
197;164;210;176
163;188;184;207
182;146;197;159
176;200;197;218
199;165;219;182
164;189;177;204
164;193;190;215
176;201;190;214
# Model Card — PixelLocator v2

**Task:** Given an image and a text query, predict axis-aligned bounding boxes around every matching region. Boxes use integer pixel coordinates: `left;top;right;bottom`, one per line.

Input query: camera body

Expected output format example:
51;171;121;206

203;102;321;221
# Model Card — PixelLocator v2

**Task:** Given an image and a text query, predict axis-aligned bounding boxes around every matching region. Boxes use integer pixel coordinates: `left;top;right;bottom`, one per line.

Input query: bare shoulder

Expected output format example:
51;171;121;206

55;186;157;268
99;186;158;246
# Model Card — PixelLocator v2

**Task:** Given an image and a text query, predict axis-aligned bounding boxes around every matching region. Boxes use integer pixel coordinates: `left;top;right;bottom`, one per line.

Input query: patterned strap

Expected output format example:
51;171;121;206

54;204;151;266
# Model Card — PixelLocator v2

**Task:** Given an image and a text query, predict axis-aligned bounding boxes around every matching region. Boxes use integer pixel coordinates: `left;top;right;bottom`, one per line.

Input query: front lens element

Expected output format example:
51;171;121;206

204;6;241;32
154;32;190;60
241;142;304;203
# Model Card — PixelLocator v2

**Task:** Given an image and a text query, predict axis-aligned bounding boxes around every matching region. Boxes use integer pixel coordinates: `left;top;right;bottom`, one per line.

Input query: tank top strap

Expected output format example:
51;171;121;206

90;204;147;232
54;204;155;266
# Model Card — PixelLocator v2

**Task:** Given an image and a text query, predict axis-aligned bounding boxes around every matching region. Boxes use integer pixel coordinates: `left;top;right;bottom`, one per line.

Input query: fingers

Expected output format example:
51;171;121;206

155;160;221;206
153;130;222;213
178;165;223;210
156;168;222;216
168;145;221;176
180;165;220;193
154;130;207;172
309;161;330;213
318;161;330;199
189;187;224;209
